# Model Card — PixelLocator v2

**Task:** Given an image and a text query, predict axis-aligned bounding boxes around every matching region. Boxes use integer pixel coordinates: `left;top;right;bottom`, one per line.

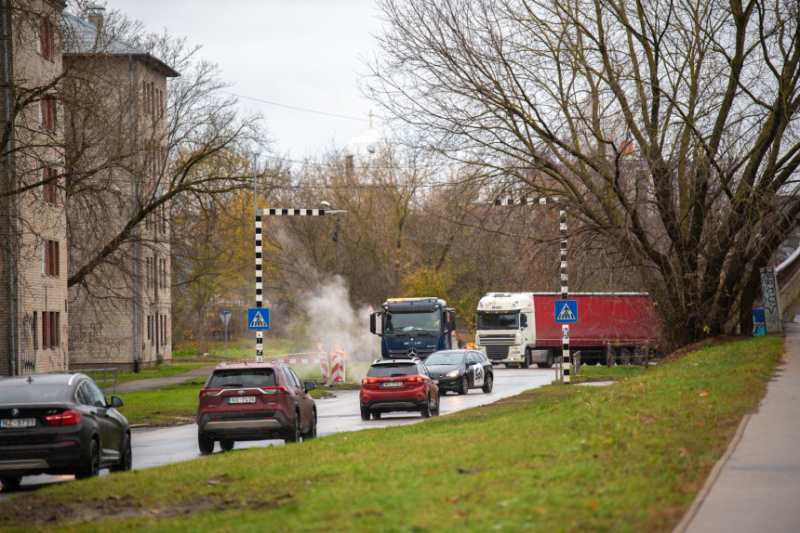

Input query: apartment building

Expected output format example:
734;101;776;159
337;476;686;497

64;10;177;373
0;3;177;375
0;0;69;375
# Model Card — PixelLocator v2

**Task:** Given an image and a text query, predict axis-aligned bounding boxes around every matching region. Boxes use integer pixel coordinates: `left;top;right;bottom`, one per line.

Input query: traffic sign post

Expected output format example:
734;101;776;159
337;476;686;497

219;310;231;362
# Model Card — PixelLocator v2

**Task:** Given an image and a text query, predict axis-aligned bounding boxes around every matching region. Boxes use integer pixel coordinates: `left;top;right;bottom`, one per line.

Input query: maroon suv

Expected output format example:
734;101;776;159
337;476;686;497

196;361;317;454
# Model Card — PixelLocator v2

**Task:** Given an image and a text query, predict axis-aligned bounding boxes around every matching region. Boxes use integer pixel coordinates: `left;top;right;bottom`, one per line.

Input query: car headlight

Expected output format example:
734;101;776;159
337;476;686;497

446;369;460;378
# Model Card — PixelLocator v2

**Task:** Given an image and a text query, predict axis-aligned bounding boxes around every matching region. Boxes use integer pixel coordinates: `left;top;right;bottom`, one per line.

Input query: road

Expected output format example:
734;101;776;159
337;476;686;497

1;366;556;496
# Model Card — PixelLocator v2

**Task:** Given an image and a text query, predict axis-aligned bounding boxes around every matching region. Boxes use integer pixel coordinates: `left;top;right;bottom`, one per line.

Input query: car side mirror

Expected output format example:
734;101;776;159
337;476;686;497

520;314;528;328
304;381;316;393
109;396;124;408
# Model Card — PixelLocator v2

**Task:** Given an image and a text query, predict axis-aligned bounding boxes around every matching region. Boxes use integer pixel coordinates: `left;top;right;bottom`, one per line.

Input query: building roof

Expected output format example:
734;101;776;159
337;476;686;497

62;13;179;78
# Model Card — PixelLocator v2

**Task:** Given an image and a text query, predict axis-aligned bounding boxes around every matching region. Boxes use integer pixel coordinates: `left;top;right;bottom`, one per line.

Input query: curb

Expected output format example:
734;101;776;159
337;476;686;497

671;413;751;533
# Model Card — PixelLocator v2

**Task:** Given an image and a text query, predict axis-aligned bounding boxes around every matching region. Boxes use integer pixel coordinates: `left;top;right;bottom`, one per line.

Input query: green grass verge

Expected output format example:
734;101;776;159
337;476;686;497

0;336;782;532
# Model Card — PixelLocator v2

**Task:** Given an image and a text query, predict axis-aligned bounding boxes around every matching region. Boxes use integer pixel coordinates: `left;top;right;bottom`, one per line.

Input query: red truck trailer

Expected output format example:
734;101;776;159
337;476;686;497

475;292;661;367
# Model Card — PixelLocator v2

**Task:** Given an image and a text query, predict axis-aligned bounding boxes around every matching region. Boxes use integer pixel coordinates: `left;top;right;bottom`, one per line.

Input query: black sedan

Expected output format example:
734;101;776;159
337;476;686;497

0;373;131;490
424;349;494;395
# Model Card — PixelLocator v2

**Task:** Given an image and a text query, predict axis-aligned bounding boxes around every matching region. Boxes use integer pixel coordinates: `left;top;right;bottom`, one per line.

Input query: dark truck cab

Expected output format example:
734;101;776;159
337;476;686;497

369;297;457;359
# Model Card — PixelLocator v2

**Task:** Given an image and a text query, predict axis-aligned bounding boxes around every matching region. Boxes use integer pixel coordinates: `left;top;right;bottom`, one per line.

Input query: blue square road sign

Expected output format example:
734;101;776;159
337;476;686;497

554;300;578;323
247;308;270;330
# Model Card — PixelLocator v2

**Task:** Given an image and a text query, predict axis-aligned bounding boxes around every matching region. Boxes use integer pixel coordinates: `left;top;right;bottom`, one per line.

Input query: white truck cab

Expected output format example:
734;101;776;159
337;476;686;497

474;292;551;368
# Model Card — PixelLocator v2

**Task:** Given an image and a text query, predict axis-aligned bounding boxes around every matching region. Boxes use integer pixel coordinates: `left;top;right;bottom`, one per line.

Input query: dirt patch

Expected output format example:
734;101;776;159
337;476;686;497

0;486;295;527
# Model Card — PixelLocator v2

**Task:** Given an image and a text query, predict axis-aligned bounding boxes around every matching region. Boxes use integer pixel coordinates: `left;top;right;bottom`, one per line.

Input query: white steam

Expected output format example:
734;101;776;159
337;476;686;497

300;277;380;366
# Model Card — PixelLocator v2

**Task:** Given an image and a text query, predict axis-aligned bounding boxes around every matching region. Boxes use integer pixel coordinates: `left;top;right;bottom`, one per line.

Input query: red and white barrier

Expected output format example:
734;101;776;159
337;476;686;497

329;348;346;384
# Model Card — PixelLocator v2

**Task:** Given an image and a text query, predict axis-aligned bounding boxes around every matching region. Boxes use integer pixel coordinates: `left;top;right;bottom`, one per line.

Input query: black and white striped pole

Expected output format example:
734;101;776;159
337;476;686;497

559;208;570;384
493;196;570;384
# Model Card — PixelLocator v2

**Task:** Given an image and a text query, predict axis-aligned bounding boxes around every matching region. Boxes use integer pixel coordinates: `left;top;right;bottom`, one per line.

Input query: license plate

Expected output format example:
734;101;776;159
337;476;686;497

382;382;403;388
0;418;35;429
228;396;256;404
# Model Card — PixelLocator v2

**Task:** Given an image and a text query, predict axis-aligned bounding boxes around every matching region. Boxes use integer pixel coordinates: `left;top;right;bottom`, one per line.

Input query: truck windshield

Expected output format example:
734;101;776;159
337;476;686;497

384;309;442;336
477;311;520;330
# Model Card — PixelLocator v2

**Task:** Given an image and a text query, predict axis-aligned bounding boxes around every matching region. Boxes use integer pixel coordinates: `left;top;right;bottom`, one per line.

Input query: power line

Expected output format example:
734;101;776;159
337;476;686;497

222;91;370;122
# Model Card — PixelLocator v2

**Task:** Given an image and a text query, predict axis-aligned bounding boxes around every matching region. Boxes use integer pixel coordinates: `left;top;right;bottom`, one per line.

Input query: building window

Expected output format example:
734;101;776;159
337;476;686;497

32;312;38;349
42;311;59;349
37;17;54;60
147;314;152;341
42;239;59;277
42;167;57;204
40;96;56;132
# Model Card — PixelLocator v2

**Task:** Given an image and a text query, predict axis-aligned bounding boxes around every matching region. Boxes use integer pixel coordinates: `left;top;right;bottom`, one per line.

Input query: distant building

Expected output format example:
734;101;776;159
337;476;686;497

64;9;178;372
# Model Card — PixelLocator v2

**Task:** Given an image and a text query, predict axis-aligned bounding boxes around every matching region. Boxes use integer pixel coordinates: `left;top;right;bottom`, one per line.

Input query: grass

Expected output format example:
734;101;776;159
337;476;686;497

0;335;782;532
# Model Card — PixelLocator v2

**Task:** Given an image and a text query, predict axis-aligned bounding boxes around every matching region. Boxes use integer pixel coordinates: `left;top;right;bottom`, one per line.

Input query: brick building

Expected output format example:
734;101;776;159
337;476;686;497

0;3;176;375
0;0;69;375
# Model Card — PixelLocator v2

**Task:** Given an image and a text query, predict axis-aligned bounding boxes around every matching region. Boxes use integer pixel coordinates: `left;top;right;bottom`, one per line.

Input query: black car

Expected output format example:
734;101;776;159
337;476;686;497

0;373;131;490
424;349;494;395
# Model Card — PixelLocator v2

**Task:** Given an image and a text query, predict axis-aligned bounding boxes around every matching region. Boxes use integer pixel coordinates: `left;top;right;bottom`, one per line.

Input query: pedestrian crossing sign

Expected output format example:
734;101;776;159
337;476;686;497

555;300;577;323
247;308;270;330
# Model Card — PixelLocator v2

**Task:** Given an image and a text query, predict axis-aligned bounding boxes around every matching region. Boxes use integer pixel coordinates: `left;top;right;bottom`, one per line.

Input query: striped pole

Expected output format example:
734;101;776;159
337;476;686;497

560;208;570;384
255;213;263;362
255;208;332;361
494;195;570;384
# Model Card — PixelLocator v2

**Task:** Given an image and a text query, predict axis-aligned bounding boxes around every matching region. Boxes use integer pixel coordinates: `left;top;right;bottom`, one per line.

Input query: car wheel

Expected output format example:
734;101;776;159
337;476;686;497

522;349;531;369
304;409;318;439
198;432;215;455
76;438;100;480
432;392;440;416
111;435;132;472
420;394;432;418
482;373;493;393
360;406;371;421
220;439;235;452
0;476;22;490
284;412;301;443
371;411;382;420
458;376;469;395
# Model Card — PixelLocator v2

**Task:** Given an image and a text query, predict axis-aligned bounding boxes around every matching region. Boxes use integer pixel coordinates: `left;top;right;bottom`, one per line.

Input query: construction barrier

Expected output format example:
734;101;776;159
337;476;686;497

263;344;345;384
328;346;346;385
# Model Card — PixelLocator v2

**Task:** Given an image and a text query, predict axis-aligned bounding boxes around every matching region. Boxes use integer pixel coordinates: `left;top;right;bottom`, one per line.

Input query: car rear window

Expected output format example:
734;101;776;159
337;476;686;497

208;369;277;389
367;363;419;378
0;382;69;403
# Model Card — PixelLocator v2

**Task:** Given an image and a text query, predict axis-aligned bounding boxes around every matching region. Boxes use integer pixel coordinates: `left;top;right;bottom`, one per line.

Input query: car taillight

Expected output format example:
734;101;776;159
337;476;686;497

45;410;82;426
200;388;222;398
362;378;377;384
406;375;424;382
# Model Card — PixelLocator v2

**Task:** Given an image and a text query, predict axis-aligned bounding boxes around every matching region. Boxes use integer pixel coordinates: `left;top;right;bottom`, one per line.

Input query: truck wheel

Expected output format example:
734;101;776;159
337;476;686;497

521;349;531;369
458;376;469;395
619;348;631;365
633;348;646;365
538;349;554;368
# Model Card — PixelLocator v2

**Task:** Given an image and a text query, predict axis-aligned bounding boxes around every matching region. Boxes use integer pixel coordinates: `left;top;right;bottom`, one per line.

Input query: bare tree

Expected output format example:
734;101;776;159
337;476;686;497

365;0;800;347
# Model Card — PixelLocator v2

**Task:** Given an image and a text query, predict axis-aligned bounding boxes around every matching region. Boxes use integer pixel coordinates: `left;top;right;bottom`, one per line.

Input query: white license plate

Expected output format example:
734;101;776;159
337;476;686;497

0;418;35;428
382;382;403;388
228;396;256;404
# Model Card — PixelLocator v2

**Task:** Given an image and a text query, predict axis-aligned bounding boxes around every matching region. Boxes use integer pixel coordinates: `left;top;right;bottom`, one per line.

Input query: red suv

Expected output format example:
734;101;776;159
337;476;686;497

196;361;317;454
360;358;440;420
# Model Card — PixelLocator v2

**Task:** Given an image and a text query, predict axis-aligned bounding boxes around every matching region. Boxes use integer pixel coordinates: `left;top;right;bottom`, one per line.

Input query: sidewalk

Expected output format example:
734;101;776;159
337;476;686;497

114;366;215;393
676;304;800;533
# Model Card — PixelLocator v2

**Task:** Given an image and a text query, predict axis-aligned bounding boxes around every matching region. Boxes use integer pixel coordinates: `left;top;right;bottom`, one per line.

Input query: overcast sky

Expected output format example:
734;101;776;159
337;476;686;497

108;0;383;161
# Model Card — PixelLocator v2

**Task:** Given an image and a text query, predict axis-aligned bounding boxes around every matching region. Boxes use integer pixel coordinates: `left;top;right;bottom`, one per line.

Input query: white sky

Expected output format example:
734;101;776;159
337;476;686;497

107;0;383;161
